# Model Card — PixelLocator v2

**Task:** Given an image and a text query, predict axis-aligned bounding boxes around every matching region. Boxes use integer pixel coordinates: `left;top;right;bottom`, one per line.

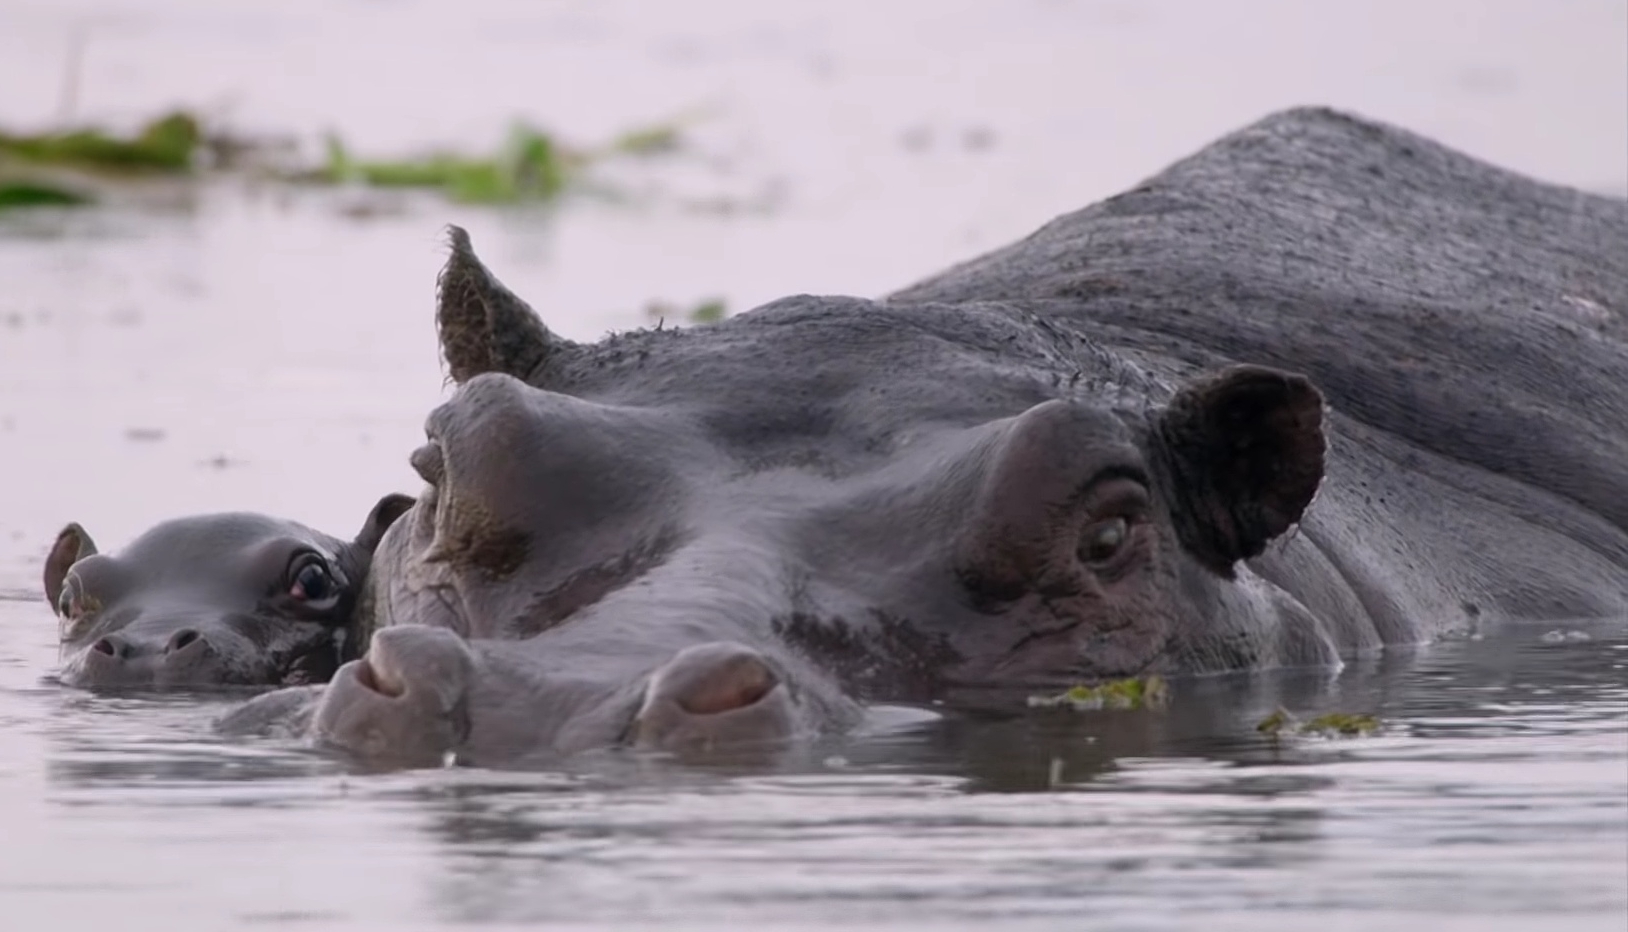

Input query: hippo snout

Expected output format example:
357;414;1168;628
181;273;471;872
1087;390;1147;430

70;625;238;687
629;643;797;753
312;625;476;766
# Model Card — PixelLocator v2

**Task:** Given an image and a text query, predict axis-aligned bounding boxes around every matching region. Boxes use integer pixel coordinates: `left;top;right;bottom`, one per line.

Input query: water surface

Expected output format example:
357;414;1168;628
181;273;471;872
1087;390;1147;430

1;1;1624;929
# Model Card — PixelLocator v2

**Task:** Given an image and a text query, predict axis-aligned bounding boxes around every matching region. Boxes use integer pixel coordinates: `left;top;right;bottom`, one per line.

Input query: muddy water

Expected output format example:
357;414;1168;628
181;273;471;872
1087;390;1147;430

1;1;1625;929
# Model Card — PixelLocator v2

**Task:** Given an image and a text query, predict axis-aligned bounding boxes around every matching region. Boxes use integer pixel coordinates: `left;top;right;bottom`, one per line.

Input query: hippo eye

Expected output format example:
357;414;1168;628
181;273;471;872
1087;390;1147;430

1080;517;1130;566
289;559;336;602
57;588;77;618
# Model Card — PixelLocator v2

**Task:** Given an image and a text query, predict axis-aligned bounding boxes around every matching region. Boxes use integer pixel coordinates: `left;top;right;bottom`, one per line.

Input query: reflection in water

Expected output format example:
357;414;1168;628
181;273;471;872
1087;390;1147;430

356;625;1624;927
5;601;1625;929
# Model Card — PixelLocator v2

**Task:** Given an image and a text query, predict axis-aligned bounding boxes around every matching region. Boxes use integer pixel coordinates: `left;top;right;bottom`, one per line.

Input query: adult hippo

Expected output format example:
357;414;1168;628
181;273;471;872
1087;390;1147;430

45;496;413;688
233;107;1626;768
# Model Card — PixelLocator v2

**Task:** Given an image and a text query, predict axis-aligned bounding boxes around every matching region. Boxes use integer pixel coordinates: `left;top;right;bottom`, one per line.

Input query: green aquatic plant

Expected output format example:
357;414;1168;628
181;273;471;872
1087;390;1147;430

319;115;689;205
1026;675;1171;711
0;179;93;210
0;111;201;173
687;299;728;323
322;123;575;204
607;121;685;156
1256;707;1381;742
1254;707;1297;738
643;298;730;325
1301;712;1380;737
0;107;693;213
0;108;695;210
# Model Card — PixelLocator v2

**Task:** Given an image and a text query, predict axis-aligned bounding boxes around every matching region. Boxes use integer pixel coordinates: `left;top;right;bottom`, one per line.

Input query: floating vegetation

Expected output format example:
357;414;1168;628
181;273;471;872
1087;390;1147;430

686;299;728;323
1027;675;1171;712
1303;712;1381;737
0;179;92;210
312;115;703;205
644;297;730;325
607;121;686;157
1256;706;1381;742
320;123;578;204
0;108;697;213
0;111;201;173
1254;707;1296;738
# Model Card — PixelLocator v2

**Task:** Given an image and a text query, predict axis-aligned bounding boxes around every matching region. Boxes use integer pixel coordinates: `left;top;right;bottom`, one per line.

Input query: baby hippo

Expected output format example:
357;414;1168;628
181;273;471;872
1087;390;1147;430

43;494;413;689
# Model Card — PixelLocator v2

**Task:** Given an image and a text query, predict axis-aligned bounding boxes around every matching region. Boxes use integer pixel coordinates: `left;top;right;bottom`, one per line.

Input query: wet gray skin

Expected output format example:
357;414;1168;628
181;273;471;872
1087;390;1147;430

45;495;413;689
225;107;1628;770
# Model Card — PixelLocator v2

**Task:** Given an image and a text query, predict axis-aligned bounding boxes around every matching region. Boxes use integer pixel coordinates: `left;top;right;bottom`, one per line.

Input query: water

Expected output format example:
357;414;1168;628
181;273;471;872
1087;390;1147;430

3;602;1624;931
1;1;1625;929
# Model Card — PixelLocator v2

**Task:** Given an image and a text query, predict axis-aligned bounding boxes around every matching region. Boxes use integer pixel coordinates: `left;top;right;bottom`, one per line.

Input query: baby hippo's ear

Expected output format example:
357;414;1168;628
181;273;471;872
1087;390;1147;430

353;494;417;554
44;523;97;611
1156;365;1325;578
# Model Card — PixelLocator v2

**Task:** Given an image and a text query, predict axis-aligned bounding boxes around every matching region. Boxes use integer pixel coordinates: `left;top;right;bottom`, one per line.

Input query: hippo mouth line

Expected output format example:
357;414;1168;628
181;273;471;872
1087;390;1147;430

955;611;1160;686
988;618;1085;675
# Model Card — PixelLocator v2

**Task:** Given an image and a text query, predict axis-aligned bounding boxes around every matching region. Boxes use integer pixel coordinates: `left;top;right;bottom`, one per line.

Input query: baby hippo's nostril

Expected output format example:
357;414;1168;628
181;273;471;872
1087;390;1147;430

92;636;125;658
165;628;203;655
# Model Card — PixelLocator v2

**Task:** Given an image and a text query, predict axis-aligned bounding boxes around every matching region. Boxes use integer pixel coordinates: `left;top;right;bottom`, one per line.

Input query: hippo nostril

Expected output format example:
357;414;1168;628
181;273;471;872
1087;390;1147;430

92;636;121;658
632;644;795;752
165;628;203;654
675;654;779;716
409;442;445;486
353;657;406;698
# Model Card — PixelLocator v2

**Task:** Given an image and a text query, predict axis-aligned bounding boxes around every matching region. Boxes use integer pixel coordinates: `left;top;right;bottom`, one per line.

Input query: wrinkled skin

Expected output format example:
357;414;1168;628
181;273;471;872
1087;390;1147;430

45;495;413;689
228;107;1628;769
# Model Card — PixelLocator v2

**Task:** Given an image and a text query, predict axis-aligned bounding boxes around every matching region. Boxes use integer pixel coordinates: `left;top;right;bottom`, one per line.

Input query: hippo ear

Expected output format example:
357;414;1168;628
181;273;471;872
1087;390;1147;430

354;493;417;554
1156;365;1325;578
437;226;573;386
44;523;97;611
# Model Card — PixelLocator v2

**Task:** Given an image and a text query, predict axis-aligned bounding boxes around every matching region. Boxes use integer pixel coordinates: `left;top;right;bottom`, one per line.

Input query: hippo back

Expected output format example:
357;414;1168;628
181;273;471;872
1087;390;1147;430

891;107;1628;539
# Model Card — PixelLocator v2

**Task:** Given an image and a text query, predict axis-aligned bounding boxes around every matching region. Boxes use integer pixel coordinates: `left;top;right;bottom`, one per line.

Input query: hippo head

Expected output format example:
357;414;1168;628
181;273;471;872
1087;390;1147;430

307;230;1326;767
44;495;414;689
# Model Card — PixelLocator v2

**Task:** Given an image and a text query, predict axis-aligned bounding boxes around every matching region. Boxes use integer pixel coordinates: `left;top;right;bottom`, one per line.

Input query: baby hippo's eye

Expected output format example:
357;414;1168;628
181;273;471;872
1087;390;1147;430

289;559;336;602
58;588;77;618
1080;517;1130;566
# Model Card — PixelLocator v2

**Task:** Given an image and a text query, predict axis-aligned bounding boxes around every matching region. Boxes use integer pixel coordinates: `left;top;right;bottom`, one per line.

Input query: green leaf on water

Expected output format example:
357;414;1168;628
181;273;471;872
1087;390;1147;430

502;125;567;200
445;162;513;203
1301;712;1380;737
1027;675;1171;711
642;297;730;324
610;122;684;156
318;123;576;204
1255;707;1297;737
0;179;93;210
0;110;201;173
688;300;728;323
1256;707;1381;741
